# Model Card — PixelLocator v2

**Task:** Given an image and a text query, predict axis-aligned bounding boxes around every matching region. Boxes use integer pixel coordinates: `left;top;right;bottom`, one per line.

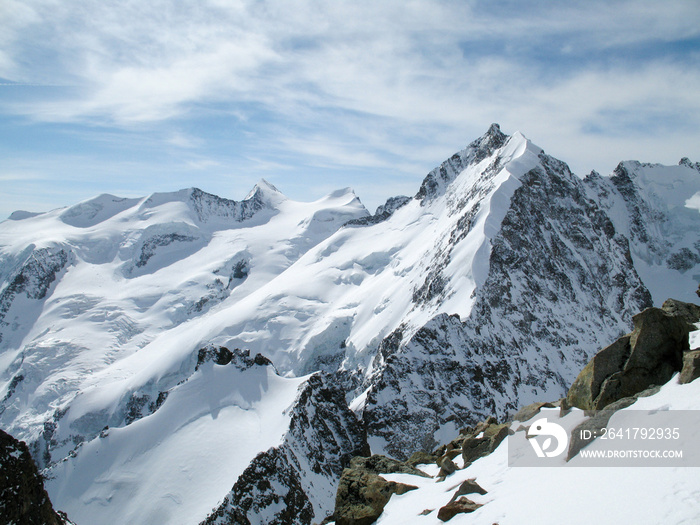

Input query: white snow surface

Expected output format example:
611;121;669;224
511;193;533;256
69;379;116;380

47;363;308;525
0;182;368;523
366;370;700;525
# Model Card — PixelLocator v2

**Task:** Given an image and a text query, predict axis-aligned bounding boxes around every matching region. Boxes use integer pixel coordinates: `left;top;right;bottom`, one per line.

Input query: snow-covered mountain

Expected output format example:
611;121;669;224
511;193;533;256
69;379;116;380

1;125;699;524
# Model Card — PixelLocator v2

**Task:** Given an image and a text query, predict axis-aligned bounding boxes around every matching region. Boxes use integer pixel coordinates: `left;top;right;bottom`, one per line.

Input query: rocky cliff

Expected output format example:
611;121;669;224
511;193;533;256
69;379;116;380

0;429;71;524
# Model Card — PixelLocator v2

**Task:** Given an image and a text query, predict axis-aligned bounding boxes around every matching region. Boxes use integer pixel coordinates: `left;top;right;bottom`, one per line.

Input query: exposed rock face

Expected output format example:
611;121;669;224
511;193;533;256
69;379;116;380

203;373;369;524
0;246;71;346
437;497;483;522
587;160;700;304
331;455;421;525
567;306;690;410
188;186;275;224
680;350;700;385
201;447;314;525
363;145;652;459
416;123;507;202
195;346;273;371
661;298;700;332
0;429;70;525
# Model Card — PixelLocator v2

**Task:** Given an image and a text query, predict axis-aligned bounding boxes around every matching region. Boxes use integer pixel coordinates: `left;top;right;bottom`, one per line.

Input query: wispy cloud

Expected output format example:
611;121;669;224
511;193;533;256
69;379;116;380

186;159;221;170
1;0;699;217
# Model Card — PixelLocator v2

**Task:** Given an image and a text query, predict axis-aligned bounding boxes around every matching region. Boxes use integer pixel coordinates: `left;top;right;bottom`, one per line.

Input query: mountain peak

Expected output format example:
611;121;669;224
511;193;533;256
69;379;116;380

246;178;284;198
415;123;512;202
470;122;509;163
245;179;287;209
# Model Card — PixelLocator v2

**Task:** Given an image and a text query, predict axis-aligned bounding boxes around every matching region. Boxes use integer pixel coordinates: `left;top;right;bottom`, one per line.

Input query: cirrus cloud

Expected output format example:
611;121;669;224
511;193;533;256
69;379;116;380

0;0;699;217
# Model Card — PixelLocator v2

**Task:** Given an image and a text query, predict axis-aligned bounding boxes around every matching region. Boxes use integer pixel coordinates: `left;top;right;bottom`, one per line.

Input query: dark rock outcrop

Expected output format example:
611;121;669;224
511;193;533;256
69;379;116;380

459;418;510;467
0;429;71;525
0;246;71;345
416;123;507;202
344;196;411;227
680;350;700;385
201;447;314;525
566;306;689;410
437;497;483;522
195;346;273;372
333;467;418;525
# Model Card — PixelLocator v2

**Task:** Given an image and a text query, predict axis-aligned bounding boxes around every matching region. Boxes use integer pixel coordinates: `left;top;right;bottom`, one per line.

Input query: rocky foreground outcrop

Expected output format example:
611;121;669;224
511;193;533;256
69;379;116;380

330;456;426;525
566;302;689;410
329;298;700;524
327;418;507;524
0;429;71;524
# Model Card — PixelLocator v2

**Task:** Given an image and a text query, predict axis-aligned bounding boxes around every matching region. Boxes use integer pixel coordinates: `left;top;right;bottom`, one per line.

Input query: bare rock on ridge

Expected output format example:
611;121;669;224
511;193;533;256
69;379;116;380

566;305;691;410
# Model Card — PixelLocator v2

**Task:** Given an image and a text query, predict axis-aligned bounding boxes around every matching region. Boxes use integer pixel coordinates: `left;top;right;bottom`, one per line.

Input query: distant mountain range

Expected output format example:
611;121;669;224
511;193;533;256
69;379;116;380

1;124;698;524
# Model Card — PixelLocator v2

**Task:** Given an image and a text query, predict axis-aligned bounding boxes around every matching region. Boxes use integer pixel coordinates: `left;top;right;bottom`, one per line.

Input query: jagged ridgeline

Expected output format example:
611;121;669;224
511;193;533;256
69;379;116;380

0;125;698;524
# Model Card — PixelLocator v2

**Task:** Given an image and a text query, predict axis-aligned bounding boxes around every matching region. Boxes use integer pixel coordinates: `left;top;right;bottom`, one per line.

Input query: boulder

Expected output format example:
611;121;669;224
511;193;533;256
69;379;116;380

348;454;429;477
447;478;487;503
567;385;661;460
567;307;688;410
333;469;418;525
679;350;700;385
331;454;429;524
460;420;510;466
661;299;700;332
513;401;556;422
437;456;458;477
437;497;483;522
405;450;436;468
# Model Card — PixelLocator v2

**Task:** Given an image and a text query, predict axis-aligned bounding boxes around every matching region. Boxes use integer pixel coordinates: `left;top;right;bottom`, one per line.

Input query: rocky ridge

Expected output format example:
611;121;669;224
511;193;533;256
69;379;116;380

362;140;654;459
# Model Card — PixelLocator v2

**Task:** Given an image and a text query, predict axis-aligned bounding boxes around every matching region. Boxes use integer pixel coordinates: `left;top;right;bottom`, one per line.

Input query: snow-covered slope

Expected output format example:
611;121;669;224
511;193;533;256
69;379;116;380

1;125;699;524
370;370;700;525
0;182;368;523
46;353;308;525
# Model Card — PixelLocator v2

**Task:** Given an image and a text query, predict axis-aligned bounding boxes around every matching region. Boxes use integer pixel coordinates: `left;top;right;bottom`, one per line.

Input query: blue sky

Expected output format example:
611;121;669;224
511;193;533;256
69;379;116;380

1;0;699;219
